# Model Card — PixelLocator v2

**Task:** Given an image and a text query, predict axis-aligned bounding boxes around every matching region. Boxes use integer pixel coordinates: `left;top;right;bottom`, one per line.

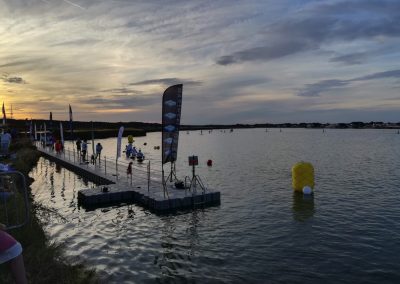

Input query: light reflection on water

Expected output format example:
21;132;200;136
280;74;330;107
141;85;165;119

30;129;400;283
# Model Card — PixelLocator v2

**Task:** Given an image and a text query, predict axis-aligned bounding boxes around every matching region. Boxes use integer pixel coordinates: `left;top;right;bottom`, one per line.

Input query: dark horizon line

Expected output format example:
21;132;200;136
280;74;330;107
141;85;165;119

4;118;400;127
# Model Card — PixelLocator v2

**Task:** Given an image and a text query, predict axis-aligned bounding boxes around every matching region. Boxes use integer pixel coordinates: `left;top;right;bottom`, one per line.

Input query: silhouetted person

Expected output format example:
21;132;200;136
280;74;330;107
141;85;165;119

76;138;82;155
81;140;87;162
95;143;103;163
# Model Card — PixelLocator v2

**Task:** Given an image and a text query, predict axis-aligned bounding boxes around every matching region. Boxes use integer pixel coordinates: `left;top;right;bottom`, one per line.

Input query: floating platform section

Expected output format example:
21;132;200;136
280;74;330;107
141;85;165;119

36;145;221;214
78;185;220;213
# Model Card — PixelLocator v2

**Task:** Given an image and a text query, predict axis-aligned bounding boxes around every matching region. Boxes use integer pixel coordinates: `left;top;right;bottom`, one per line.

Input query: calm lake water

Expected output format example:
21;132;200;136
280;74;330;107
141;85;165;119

29;128;400;283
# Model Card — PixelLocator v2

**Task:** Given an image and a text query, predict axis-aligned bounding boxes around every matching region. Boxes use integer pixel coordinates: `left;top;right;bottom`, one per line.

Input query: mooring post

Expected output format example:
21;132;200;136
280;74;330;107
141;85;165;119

116;158;118;180
147;161;150;193
162;167;165;199
170;162;173;182
104;156;107;175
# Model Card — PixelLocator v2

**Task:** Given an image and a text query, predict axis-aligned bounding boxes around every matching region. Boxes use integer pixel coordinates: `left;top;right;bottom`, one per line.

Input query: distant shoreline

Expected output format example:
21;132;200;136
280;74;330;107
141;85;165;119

5;119;400;140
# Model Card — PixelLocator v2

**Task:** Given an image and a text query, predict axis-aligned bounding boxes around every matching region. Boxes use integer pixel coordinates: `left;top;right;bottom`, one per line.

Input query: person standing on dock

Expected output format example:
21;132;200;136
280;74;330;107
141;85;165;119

95;142;103;163
55;140;62;155
81;140;88;162
76;138;82;156
125;143;132;158
0;130;11;154
127;162;133;177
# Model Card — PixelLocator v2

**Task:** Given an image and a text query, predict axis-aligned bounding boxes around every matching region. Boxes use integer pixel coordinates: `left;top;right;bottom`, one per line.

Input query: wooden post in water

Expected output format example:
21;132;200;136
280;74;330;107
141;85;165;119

147;161;150;193
116;158;118;180
130;170;133;186
170;162;173;182
104;156;107;175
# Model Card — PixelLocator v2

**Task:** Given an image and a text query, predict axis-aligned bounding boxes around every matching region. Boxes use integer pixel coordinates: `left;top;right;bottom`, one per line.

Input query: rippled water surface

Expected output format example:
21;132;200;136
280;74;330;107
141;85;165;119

29;129;400;283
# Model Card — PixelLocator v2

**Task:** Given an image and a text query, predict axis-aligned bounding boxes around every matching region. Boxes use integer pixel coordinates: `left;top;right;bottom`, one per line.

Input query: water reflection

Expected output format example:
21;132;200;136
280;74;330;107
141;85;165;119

50;171;55;201
61;168;66;201
157;211;202;282
187;211;201;257
30;130;400;283
55;163;62;173
292;192;315;222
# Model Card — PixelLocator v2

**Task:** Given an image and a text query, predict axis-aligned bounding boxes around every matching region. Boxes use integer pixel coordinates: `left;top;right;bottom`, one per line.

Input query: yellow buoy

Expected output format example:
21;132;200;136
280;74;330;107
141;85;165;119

292;162;314;192
128;135;134;144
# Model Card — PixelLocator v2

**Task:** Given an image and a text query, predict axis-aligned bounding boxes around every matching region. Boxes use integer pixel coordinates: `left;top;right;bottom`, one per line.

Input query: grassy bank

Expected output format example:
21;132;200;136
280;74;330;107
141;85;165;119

0;139;98;283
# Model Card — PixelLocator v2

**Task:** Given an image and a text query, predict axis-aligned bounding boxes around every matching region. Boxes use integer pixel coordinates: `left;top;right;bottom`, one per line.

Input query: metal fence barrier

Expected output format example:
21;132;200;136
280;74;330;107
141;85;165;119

0;171;29;230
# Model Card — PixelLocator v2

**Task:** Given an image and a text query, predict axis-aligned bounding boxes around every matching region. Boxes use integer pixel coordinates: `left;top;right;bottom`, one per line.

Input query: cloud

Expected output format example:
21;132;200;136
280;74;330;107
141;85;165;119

2;0;400;123
216;40;313;65
216;0;400;65
299;69;400;97
100;88;142;94
1;74;26;84
62;0;86;10
298;80;349;97
330;52;368;65
0;58;46;68
50;38;100;47
353;69;400;81
80;93;160;109
130;78;202;87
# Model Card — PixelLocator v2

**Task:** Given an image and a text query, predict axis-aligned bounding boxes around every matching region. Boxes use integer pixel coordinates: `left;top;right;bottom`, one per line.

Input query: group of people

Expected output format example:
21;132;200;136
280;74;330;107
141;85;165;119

125;143;137;158
125;144;144;161
75;139;103;164
39;134;64;155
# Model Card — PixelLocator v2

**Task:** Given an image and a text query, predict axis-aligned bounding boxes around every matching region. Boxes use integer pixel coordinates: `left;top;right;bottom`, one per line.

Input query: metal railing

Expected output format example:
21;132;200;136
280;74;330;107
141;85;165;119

0;171;29;230
35;141;211;199
35;141;164;194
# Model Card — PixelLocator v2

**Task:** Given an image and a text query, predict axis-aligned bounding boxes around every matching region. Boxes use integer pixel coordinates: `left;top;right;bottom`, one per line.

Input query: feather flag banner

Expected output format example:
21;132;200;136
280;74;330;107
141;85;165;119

116;126;124;159
49;112;53;130
69;104;73;139
60;122;64;147
2;102;6;125
161;84;183;164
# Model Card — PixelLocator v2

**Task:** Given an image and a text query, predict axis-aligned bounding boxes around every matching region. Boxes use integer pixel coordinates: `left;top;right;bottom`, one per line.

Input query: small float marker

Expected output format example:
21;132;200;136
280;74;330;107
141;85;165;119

302;186;313;195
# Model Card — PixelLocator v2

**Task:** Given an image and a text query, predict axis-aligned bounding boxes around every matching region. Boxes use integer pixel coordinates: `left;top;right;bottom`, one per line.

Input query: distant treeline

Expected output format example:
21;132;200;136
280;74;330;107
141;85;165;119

4;119;400;137
182;121;400;130
5;119;159;131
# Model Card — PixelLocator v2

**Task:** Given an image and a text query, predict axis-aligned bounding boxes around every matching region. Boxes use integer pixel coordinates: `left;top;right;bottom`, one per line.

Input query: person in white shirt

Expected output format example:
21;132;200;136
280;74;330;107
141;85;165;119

1;131;12;152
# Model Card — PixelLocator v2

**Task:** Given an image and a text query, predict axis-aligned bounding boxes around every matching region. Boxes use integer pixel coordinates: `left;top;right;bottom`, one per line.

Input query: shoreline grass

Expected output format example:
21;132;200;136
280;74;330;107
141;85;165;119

0;138;99;283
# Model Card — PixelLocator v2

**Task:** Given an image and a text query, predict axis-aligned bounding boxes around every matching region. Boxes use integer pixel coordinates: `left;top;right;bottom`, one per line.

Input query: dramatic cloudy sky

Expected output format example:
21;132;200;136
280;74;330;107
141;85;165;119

1;0;400;123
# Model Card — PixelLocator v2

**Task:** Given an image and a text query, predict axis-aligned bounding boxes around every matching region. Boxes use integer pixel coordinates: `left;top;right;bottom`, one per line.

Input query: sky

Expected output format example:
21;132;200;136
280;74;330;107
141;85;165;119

1;0;400;124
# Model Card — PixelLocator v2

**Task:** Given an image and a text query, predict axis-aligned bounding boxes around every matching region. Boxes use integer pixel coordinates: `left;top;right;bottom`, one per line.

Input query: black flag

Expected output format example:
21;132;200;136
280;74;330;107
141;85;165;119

162;84;183;164
69;104;73;138
49;112;53;130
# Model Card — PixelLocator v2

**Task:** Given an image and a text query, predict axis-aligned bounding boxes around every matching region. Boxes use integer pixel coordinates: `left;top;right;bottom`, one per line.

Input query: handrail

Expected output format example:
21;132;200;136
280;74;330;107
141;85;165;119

0;171;29;230
35;141;165;194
